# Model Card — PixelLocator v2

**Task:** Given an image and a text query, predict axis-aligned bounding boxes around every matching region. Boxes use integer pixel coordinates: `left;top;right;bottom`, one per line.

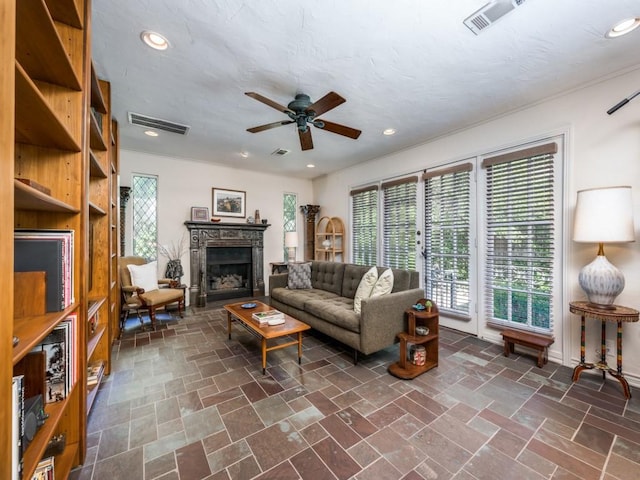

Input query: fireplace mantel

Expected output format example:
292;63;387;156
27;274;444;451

185;221;270;306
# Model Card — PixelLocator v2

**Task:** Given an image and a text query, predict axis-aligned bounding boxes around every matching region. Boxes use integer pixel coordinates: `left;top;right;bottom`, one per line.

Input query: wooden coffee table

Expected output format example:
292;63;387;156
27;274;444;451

224;301;310;374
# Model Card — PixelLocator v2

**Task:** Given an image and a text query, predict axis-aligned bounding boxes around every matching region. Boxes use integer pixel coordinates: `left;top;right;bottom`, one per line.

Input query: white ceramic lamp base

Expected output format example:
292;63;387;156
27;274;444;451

578;254;625;309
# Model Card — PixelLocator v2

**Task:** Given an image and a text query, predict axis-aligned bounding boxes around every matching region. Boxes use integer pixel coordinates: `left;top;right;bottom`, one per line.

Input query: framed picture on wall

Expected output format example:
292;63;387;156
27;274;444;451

191;206;209;221
212;188;246;218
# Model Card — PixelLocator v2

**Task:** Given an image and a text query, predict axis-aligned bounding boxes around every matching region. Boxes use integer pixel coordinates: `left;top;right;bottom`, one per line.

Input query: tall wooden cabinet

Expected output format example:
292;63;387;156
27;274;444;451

315;216;345;262
2;0;119;478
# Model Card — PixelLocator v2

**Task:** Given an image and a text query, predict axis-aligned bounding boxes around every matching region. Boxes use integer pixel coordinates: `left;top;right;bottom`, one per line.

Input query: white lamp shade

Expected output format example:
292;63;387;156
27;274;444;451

573;186;635;243
284;231;298;248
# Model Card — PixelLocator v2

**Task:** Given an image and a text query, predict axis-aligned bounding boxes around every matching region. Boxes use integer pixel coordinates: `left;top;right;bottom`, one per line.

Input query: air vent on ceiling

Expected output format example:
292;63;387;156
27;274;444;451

464;0;526;35
128;112;190;135
271;148;290;156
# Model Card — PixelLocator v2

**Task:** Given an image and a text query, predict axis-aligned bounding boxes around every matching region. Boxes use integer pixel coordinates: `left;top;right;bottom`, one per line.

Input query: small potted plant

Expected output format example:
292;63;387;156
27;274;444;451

158;233;189;282
425;300;433;313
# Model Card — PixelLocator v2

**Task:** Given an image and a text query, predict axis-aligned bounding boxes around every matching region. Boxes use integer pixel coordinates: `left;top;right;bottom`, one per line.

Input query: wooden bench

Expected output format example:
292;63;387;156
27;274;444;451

501;329;554;368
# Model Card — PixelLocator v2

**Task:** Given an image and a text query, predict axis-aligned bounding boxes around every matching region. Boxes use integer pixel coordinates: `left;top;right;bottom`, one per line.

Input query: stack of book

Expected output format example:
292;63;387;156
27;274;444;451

32;456;54;479
252;309;285;325
87;361;105;387
14;229;74;312
30;315;76;403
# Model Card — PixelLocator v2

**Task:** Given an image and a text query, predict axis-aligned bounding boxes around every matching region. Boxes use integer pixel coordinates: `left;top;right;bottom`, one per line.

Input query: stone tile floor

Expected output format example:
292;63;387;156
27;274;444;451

70;301;640;479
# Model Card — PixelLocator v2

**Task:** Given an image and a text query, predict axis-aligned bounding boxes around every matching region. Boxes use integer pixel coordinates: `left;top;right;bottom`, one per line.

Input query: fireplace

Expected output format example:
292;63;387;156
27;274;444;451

185;221;269;306
206;246;252;300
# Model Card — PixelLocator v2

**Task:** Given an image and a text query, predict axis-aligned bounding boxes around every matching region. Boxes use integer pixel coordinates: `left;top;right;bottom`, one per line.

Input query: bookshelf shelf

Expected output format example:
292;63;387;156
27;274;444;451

90;63;107;114
89;109;107;151
89;150;108;178
16;0;82;90
14;179;80;213
89;201;107;216
22;392;72;480
15;62;81;151
12;306;77;364
44;0;83;28
87;325;107;360
54;443;79;480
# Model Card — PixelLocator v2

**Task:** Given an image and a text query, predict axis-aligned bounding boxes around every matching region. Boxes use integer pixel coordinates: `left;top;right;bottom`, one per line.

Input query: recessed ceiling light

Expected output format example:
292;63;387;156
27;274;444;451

144;130;159;137
307;164;315;168
240;151;249;158
141;30;169;50
606;17;640;38
383;128;396;136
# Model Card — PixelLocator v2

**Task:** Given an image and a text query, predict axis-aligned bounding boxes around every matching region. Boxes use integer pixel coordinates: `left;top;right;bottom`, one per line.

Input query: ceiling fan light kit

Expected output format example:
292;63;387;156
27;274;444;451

245;91;361;151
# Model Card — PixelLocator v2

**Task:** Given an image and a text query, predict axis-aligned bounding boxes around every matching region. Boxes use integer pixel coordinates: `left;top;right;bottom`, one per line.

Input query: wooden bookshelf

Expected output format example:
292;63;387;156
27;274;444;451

3;1;120;478
315;216;345;262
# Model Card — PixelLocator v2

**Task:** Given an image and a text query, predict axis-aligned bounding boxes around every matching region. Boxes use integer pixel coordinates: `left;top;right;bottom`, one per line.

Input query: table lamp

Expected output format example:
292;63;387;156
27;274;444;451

573;186;635;309
285;231;298;262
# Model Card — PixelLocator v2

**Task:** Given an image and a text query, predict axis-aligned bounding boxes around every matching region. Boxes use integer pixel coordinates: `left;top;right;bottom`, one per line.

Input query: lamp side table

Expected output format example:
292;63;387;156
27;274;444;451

569;301;639;399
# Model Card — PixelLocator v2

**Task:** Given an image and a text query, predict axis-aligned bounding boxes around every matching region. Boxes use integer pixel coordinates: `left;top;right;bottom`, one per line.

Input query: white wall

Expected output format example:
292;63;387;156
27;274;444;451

120;151;314;303
314;67;640;386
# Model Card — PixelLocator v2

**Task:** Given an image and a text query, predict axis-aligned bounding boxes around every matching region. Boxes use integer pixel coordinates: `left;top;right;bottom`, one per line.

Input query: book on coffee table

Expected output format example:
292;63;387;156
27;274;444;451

252;310;284;325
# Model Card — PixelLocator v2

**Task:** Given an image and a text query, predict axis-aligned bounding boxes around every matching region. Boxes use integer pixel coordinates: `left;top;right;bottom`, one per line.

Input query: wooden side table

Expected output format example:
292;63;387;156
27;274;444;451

569;301;639;399
269;262;288;275
388;300;439;379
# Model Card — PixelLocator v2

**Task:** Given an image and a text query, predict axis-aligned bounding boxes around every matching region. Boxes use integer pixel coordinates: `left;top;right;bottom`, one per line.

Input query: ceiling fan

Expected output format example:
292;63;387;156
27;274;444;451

245;91;362;151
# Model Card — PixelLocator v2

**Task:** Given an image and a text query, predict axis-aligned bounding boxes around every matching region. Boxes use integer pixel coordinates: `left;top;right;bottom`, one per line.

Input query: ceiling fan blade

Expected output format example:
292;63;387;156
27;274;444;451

245;92;294;114
315;119;362;139
299;128;314;150
247;120;294;133
306;91;345;116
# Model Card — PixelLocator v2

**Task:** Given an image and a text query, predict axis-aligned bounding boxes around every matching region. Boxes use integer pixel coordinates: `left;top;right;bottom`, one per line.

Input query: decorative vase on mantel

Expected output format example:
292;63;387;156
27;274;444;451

165;259;184;283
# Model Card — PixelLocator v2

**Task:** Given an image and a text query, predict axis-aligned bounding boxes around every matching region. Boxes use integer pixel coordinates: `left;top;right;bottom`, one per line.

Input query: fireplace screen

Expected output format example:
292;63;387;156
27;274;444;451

206;246;252;300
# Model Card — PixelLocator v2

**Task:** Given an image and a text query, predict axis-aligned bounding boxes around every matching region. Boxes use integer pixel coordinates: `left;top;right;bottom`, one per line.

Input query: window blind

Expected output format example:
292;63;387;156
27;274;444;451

351;185;378;266
483;143;557;333
382;176;417;270
423;163;472;316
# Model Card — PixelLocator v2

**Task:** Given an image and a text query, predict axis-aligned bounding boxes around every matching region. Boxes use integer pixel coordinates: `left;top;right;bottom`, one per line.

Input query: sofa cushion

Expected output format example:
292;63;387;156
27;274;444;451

128;261;159;292
288;262;312;289
271;287;340;310
342;264;374;298
371;268;394;297
388;268;411;292
311;261;345;295
353;266;378;314
305;297;360;333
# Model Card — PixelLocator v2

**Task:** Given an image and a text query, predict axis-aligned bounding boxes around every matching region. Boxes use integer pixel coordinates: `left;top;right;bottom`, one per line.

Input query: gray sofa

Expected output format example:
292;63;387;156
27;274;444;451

269;261;423;360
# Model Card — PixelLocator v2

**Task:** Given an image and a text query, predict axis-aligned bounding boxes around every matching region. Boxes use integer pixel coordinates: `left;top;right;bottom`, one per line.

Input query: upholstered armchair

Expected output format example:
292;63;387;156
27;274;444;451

118;256;185;332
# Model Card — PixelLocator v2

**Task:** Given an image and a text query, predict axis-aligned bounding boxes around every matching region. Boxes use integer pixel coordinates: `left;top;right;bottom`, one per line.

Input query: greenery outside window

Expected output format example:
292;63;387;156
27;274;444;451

283;192;297;258
350;186;378;266
482;141;560;333
132;174;158;260
382;177;418;270
423;163;472;316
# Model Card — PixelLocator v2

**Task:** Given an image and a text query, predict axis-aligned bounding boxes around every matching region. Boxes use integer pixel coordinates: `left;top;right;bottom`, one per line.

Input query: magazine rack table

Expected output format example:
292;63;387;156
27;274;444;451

224;301;310;374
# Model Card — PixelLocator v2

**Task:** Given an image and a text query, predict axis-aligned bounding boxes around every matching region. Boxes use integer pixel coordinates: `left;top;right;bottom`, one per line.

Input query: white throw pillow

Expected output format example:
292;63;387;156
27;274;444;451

127;261;159;293
353;266;378;314
370;268;394;298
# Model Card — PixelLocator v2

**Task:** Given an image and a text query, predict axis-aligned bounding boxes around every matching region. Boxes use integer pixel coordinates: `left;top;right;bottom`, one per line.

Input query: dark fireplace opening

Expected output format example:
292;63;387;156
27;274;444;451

206;246;252;301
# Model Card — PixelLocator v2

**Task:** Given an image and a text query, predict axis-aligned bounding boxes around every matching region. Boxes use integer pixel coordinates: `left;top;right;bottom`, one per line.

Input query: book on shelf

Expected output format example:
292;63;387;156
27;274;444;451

14;230;74;312
12;375;24;480
30;316;75;404
32;456;54;480
252;309;285;325
87;360;105;387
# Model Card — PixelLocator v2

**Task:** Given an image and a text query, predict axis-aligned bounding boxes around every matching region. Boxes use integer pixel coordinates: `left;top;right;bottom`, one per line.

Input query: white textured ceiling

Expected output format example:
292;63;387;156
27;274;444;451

92;0;640;179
